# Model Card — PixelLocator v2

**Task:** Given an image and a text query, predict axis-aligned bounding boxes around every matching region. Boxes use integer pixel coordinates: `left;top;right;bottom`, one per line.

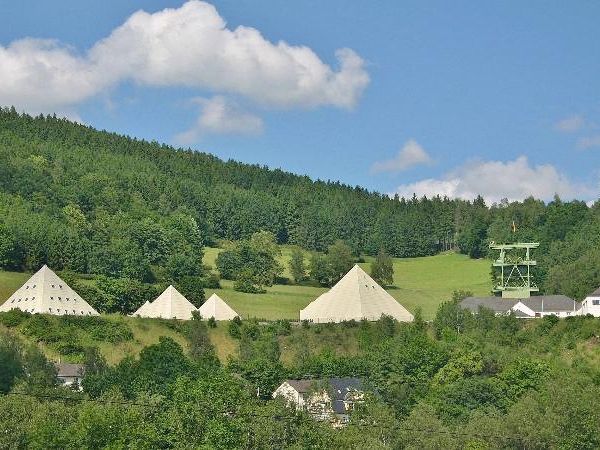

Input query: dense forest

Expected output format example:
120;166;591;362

0;107;599;300
2;301;600;448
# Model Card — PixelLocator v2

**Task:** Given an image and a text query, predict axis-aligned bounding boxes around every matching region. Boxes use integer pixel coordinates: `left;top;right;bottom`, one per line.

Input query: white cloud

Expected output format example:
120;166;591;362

555;115;585;133
577;135;600;150
370;139;433;174
0;39;107;113
0;1;369;116
175;96;263;144
392;156;595;203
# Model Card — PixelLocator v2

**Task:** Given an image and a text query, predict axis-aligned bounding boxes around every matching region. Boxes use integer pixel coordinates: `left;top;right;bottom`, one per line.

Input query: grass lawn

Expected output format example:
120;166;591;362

359;252;491;319
205;279;326;321
203;249;490;320
0;271;29;304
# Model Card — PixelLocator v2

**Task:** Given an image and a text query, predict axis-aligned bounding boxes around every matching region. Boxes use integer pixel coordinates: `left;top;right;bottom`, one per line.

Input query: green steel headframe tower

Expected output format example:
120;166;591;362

489;242;539;298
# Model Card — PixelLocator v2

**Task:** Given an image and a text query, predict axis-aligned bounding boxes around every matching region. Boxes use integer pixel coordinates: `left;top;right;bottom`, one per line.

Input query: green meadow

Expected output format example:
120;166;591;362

203;248;491;320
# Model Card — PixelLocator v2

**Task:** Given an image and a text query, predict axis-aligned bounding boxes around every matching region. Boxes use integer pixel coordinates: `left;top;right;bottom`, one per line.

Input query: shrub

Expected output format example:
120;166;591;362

228;317;242;339
207;317;217;328
0;309;30;327
203;273;221;289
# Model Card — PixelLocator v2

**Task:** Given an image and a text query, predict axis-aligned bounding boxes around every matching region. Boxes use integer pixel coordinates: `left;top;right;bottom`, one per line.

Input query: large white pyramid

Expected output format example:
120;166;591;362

198;293;239;320
300;265;414;323
132;285;196;320
0;265;99;316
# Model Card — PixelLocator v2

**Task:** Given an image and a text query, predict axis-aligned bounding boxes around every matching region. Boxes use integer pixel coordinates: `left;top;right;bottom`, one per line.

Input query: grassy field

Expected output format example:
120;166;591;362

359;252;491;319
203;248;490;320
0;270;29;305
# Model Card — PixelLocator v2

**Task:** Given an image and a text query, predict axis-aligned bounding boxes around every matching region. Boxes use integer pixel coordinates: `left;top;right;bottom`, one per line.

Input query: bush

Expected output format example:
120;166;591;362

228;317;242;339
0;309;30;327
55;341;86;357
207;317;217;328
233;269;265;294
57;315;133;343
203;273;221;289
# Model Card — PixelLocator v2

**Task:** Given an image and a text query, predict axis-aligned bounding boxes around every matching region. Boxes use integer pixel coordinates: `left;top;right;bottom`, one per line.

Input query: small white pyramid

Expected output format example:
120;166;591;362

0;265;99;316
132;285;196;320
300;264;413;323
198;293;239;321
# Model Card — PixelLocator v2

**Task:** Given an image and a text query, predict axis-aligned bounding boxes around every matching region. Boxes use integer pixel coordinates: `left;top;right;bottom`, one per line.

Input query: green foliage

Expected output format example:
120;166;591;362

188;311;218;364
308;240;355;286
0;332;23;393
175;275;205;307
93;276;159;314
289;248;307;283
326;240;355;283
217;231;283;292
371;248;394;286
0;309;31;327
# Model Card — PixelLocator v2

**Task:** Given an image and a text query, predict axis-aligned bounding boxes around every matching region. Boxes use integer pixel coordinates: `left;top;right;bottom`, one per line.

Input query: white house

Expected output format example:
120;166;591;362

273;378;364;426
579;287;600;316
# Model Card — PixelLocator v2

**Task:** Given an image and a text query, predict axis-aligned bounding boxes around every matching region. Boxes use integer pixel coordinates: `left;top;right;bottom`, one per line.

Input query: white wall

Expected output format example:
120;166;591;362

580;296;600;317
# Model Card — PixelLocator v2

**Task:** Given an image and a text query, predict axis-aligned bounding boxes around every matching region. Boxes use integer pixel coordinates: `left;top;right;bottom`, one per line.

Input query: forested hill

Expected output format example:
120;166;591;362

0;108;461;260
1;107;600;299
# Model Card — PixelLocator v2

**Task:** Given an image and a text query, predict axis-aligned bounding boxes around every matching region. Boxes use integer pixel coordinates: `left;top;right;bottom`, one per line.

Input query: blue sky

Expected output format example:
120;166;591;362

2;1;599;202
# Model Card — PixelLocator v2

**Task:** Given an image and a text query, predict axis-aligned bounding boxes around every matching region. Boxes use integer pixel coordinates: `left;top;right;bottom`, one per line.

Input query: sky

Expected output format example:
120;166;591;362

2;0;600;203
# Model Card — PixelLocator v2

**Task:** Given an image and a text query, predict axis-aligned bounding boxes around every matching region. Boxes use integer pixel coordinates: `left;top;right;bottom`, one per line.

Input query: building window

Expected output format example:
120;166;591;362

593;300;600;306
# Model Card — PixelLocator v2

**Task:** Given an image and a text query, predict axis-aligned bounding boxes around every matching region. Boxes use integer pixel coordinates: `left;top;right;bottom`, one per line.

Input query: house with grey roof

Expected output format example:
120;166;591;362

55;363;85;390
460;295;580;319
273;377;364;426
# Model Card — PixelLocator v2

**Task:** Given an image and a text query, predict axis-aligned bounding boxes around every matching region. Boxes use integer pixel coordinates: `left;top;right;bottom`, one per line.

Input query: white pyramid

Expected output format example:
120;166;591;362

198;293;239;320
0;265;99;316
132;285;196;320
300;264;414;323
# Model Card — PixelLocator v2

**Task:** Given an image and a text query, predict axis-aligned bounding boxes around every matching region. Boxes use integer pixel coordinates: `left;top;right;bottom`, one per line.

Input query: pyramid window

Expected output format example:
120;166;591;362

59;285;62;288
72;310;76;314
49;308;52;312
17;299;21;302
58;297;61;300
57;309;61;313
50;297;54;300
10;299;14;303
26;286;29;289
52;284;55;288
